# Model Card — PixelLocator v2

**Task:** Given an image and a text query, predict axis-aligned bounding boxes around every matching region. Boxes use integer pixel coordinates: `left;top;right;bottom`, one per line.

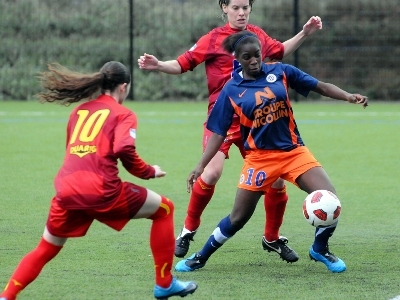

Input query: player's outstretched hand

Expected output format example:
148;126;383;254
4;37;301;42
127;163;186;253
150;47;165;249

187;165;204;193
187;170;196;193
348;94;369;108
137;53;159;70
153;165;166;178
303;16;322;36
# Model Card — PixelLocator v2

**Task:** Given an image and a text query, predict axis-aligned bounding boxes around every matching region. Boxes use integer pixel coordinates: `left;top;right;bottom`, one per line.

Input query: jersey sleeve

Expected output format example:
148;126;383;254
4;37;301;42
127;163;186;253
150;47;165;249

113;112;155;180
283;64;318;97
65;119;72;149
65;109;77;148
176;32;213;73
206;87;234;136
255;27;284;61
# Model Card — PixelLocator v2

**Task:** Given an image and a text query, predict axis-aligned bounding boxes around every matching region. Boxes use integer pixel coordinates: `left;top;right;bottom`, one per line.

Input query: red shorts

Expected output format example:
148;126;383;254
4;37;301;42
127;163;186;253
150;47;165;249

203;119;246;159
237;146;321;192
46;182;148;238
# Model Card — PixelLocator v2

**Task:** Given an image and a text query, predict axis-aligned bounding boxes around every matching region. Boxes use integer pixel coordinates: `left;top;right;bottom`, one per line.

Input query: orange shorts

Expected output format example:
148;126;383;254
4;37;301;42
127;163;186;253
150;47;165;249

46;182;148;238
203;119;247;159
238;146;321;192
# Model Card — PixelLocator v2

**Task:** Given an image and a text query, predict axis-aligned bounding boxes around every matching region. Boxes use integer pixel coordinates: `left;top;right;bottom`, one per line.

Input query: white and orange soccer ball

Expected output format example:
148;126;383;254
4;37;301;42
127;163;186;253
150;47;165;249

302;190;341;228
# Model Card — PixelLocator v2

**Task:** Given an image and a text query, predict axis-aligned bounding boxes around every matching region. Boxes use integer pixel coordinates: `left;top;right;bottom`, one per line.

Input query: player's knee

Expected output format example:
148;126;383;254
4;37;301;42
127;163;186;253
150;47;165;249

270;177;285;189
161;196;174;215
148;196;174;220
229;215;247;231
202;168;222;184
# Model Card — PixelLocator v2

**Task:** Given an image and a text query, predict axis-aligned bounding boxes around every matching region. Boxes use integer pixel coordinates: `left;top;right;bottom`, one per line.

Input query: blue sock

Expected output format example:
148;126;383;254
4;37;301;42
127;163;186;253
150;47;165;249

312;221;338;253
198;215;240;259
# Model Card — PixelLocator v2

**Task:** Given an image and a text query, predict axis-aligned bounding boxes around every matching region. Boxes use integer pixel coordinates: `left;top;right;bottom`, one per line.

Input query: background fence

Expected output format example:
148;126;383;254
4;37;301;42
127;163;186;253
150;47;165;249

0;0;399;101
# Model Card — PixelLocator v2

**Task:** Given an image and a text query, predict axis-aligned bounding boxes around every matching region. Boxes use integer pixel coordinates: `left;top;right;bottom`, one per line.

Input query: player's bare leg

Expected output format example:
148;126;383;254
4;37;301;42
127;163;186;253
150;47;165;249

0;227;65;300
262;177;299;262
296;167;346;273
175;151;225;258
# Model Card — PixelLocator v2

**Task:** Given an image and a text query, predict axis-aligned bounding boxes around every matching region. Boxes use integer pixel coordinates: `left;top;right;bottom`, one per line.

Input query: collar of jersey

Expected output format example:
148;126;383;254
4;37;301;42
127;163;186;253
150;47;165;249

233;63;269;84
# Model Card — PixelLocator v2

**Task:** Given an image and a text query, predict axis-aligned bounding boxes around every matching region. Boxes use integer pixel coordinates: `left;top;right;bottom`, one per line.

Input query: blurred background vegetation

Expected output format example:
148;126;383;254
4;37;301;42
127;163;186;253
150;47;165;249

0;0;399;101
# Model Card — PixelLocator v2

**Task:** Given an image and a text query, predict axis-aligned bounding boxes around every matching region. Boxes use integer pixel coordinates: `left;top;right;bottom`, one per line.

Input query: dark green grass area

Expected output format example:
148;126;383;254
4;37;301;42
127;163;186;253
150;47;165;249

0;101;399;299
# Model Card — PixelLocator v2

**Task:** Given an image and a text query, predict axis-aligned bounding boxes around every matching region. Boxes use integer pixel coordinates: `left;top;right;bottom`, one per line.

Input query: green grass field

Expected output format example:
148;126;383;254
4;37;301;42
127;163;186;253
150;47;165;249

0;100;399;300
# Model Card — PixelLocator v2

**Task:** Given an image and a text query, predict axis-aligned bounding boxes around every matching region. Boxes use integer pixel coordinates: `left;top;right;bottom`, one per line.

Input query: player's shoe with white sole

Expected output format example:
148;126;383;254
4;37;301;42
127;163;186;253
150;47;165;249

309;246;346;273
154;277;198;299
262;236;299;263
174;230;196;258
175;253;207;272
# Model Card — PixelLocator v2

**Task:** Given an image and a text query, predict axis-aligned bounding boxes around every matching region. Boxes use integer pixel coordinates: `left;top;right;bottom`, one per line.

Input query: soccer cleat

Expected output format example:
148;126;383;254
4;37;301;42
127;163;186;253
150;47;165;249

174;230;196;258
309;246;346;273
175;253;207;272
262;236;299;263
154;277;198;300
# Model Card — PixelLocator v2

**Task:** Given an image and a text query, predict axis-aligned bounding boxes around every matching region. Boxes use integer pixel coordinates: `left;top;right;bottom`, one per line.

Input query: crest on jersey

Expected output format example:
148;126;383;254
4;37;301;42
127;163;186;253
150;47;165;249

189;44;197;51
130;128;136;138
266;74;277;83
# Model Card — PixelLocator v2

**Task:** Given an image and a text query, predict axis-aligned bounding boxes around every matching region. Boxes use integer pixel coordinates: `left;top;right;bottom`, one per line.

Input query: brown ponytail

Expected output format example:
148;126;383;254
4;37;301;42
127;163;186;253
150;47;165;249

36;61;130;106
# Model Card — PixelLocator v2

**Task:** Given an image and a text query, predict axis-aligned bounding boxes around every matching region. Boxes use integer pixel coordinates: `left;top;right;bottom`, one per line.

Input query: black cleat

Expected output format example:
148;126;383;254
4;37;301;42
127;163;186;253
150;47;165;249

262;236;299;263
174;230;196;258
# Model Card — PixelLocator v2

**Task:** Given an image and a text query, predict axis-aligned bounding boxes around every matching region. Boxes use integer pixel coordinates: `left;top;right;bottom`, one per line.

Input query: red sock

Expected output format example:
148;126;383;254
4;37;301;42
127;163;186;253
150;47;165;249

184;177;215;232
0;238;62;300
148;196;175;288
263;186;289;242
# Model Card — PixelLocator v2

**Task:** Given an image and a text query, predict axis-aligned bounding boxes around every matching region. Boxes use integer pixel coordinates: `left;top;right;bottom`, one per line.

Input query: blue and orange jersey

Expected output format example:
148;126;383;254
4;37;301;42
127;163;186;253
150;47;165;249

176;23;284;115
206;62;318;151
54;94;155;210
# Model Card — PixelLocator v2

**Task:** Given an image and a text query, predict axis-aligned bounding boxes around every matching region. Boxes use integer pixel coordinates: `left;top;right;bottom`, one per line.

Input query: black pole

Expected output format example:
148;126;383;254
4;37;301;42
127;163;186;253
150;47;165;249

128;0;134;100
293;0;299;102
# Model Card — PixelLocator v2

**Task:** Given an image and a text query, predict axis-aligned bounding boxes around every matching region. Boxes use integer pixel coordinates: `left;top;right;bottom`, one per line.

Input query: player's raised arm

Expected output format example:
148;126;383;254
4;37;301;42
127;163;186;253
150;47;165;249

137;53;182;74
282;16;322;58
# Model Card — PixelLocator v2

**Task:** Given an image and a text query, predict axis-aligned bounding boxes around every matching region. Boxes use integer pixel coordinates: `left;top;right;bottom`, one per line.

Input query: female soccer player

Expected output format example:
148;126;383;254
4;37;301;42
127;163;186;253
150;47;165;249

174;31;368;273
138;0;323;263
0;61;197;300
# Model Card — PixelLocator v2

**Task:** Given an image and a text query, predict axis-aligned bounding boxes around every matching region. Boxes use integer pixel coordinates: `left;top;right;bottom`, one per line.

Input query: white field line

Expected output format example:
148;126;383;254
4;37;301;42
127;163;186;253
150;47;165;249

0;111;400;117
0;111;206;117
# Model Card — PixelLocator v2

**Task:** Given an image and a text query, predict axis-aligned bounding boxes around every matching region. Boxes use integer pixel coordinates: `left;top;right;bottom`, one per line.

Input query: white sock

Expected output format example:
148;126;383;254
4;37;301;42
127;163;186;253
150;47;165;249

178;227;195;238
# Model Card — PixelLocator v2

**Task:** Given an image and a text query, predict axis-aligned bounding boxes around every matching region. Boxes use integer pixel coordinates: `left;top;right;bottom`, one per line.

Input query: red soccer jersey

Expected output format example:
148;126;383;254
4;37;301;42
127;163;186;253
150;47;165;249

54;94;155;210
177;23;284;115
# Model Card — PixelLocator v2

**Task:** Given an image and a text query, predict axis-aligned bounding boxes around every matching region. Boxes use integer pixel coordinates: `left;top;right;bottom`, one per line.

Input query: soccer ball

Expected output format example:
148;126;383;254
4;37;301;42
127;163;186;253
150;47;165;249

302;190;341;228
